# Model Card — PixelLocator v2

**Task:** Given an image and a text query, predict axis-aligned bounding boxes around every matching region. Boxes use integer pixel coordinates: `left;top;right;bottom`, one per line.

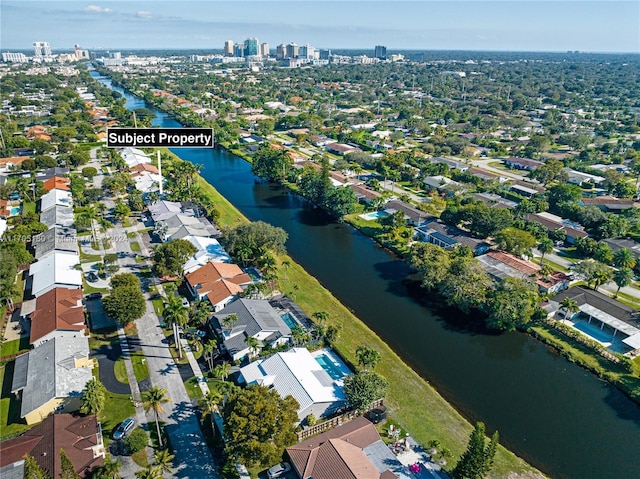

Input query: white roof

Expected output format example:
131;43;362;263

623;333;640;350
0;218;6;237
120;147;151;168
182;235;232;273
240;348;345;417
132;172;161;192
29;251;82;297
40;189;73;213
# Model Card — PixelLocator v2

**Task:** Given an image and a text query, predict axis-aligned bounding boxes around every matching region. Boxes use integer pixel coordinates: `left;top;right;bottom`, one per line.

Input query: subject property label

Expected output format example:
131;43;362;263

107;128;214;148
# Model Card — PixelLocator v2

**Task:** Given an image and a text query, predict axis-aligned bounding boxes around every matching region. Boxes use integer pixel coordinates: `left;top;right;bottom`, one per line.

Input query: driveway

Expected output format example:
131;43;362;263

85;297;116;331
91;341;130;395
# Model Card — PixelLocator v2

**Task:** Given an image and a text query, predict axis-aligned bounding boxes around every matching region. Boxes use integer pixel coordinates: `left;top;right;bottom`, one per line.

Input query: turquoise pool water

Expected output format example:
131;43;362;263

360;210;389;221
315;353;348;380
281;312;298;329
10;206;20;215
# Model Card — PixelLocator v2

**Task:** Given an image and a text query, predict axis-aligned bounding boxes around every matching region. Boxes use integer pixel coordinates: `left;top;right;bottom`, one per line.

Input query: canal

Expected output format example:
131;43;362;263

93;71;640;479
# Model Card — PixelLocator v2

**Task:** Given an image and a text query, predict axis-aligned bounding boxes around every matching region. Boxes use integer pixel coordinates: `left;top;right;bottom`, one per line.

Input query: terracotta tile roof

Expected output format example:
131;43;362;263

486;251;541;276
350;184;383;200
0;156;30;168
130;163;159;174
0;200;9;217
43;176;71;192
30;287;85;344
287;417;390;479
0;413;103;478
206;279;244;306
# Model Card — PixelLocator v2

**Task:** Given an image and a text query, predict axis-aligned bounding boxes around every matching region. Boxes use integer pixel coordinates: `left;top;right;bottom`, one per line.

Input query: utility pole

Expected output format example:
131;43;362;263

157;150;163;196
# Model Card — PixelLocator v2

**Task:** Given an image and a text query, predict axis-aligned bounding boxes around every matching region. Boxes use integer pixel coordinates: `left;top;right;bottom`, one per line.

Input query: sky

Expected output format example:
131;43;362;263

2;1;639;53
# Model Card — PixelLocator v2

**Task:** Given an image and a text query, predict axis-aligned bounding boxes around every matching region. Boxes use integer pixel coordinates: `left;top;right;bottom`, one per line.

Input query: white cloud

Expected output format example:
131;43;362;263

85;5;113;14
136;11;154;20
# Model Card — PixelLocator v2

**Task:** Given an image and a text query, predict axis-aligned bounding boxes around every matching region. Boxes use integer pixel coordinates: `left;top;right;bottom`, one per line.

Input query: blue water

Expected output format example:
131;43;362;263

315;353;348;380
281;312;297;329
10;206;20;215
361;211;389;221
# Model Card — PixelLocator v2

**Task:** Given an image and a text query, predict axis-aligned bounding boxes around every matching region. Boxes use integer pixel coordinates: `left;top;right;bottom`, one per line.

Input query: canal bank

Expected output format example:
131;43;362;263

91;69;640;479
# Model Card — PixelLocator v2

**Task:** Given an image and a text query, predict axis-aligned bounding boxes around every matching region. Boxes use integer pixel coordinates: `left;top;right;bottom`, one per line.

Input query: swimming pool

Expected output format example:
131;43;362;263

359;210;389;221
9;206;20;216
314;350;351;380
281;312;298;329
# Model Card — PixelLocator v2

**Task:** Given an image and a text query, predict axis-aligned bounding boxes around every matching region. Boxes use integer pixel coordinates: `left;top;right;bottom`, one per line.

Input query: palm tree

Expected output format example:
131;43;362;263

191;335;203;353
592;269;612;291
93;456;122;479
538;263;553;280
559;297;580;320
153;449;174;475
143;386;170;448
538;238;554;265
213;361;231;382
291;325;309;346
614;267;634;296
199;389;223;437
189;299;213;327
135;466;163;479
221;313;239;331
202;339;218;371
162;294;189;359
312;311;329;338
281;259;291;280
80;205;99;242
258;252;277;276
613;248;636;269
246;336;259;358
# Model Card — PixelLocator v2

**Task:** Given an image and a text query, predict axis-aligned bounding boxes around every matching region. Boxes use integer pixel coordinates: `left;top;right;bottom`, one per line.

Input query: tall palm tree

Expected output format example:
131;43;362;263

538;237;554;265
199;389;223;437
613;248;636;269
189;299;213;327
246;336;259;358
80;205;99;242
153;449;174;475
162;294;189;359
559;297;580;320
220;313;239;331
592;269;612;291
93;456;121;479
213;362;231;382
614;267;634;296
202;339;218;371
143;386;170;448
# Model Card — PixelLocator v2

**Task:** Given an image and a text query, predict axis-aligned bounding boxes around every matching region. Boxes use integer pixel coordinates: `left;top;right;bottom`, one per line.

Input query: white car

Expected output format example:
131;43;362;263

267;462;291;479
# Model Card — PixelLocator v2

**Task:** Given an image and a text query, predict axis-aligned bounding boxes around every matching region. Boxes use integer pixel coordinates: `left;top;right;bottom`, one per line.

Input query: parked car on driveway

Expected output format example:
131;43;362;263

86;272;99;283
85;292;103;300
267;462;291;479
113;418;135;440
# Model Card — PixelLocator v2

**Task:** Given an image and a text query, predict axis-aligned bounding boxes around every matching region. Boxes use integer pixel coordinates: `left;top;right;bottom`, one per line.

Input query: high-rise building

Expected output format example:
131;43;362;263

1;52;28;63
244;37;259;56
233;43;245;58
299;44;315;60
286;42;299;59
319;49;332;60
224;40;234;56
374;45;387;60
260;43;270;57
33;41;51;59
276;44;286;59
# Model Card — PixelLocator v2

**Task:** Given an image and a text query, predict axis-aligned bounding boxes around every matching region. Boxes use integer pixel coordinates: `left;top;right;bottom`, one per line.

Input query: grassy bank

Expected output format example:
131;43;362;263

177;150;540;478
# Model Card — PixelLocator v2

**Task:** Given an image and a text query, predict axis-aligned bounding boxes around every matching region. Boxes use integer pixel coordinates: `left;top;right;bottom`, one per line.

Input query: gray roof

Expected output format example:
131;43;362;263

11;336;92;418
384;200;434;225
472;192;517;210
417;220;490;252
34;167;70;182
158;214;216;240
40;205;74;228
33;227;78;259
602;238;640;258
212;299;291;356
363;440;414;479
148;200;192;222
0;463;25;479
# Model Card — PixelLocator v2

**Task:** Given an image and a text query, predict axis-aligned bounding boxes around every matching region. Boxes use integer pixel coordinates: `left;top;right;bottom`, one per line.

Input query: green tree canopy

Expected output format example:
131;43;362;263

343;371;388;411
485;277;541;331
251;144;292;182
220;221;288;266
495;227;537;257
410;242;451;290
152;239;198;277
355;345;382;371
452;422;499;479
223;385;299;467
80;378;107;415
102;285;146;325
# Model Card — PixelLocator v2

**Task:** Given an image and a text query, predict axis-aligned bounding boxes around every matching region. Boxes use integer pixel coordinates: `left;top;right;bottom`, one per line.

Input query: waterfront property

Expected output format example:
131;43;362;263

414;220;490;255
286;416;412;479
548;286;640;355
360;210;389;221
239;347;350;421
185;261;252;310
0;413;104;478
210;298;291;360
477;251;541;283
383;200;433;226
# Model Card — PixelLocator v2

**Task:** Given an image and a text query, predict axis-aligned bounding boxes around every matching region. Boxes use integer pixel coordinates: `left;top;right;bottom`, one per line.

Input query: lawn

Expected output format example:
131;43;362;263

114;350;150;384
0;337;29;358
0;361;31;440
83;279;109;295
186;164;540;477
21;201;36;215
130;241;141;252
79;249;102;263
12;273;25;304
99;392;136;447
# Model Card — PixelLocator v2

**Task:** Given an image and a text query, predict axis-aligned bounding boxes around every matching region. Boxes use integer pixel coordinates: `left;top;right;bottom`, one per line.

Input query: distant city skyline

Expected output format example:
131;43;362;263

2;1;639;53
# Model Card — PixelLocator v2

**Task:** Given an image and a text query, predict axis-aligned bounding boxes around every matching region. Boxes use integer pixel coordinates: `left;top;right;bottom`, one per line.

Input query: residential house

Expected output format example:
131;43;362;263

429;156;469;171
286;416;411;479
383;200;433;226
510;183;539;198
185;262;252;311
210;299;291;361
547;287;640;355
415;220;490;255
477;251;540;282
129;163;161;193
239;348;350;421
504;157;544;170
0;414;104;479
40;205;74;229
42;176;71;192
527;212;588;244
181;235;232;274
11;336;94;425
0;199;12;218
471;192;517;210
29;287;86;347
148;200;190;222
564;168;605;186
536;271;572;294
28;251;82;297
350;184;384;205
423;175;463;194
33;226;78;260
466;167;509;183
602;238;640;260
35;167;70;182
579;196;637;213
40;188;73;213
0;156;30;173
119;147;151;168
325;142;361;156
154;214;218;241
